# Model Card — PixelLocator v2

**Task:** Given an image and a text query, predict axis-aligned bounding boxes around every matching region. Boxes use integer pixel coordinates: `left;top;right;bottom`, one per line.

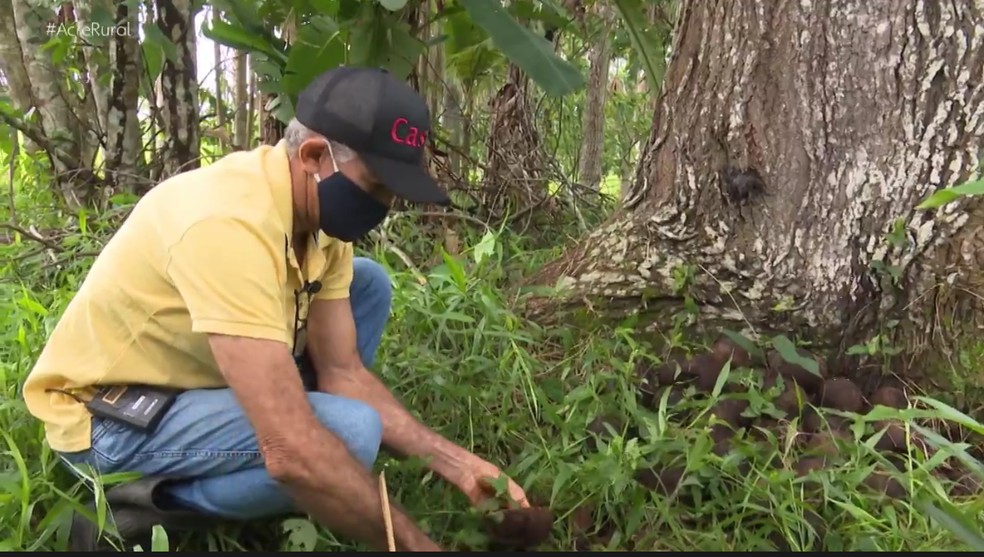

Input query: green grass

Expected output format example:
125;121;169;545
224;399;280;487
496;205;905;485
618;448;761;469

3;187;984;551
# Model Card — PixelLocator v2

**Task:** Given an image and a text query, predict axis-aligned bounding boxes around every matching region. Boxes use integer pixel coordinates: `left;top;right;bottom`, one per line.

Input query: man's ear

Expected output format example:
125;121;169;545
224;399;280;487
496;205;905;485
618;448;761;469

297;138;329;173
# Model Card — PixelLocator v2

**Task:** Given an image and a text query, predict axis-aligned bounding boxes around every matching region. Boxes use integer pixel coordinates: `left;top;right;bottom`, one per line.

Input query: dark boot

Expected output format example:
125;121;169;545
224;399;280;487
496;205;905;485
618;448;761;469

69;477;221;551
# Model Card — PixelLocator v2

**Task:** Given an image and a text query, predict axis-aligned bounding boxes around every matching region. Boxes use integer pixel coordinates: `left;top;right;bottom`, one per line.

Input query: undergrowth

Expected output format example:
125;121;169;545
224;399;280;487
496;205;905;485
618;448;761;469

2;192;984;551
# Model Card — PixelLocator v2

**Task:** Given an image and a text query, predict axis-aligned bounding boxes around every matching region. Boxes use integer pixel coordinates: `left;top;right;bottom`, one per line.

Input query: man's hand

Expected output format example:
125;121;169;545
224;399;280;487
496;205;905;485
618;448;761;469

451;454;530;510
207;334;441;551
306;298;530;511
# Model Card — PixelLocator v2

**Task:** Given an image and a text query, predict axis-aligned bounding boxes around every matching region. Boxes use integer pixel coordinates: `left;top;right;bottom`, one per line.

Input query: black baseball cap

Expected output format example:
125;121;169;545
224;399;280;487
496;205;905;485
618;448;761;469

295;66;451;206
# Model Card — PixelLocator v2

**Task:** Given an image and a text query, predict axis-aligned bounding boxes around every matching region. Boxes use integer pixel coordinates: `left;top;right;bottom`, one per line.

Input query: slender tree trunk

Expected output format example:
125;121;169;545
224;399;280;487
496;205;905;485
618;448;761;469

234;50;248;150
577;4;613;190
155;0;200;178
529;0;984;377
443;81;464;177
105;0;144;194
260;20;287;145
0;1;40;154
10;0;90;206
212;7;225;152
73;0;111;139
256;69;271;145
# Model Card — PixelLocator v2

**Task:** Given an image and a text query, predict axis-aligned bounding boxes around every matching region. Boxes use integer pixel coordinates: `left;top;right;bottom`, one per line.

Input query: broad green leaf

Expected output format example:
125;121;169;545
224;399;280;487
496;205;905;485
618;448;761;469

17;296;48;317
442;311;475;323
150;525;169;551
337;0;365;23
510;0;573;30
711;359;732;399
348;1;389;67
913;424;984;481
441;251;468;291
282;518;318;551
770;335;820;377
86;2;117;47
612;0;665;95
377;0;408;10
379;21;427;79
918;497;984;550
142;23;178;65
301;14;339;36
720;329;764;357
444;9;503;81
550;464;572;503
139;40;163;98
251;56;285;81
210;0;273;37
447;40;504;82
300;0;341;13
202;20;287;64
459;0;585;97
282;22;345;98
271;94;296;124
445;8;488;53
917;179;984;209
258;77;286;96
472;230;497;265
914;396;984;435
0;128;13;159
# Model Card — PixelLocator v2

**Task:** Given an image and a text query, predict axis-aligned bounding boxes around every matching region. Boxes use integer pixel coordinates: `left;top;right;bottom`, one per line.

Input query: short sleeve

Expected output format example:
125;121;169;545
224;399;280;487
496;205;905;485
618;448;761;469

165;217;289;343
313;240;354;302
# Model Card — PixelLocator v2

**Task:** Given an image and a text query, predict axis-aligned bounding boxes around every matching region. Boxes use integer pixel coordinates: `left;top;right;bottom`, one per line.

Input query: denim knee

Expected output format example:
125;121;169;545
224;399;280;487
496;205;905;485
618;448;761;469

310;394;383;469
352;257;392;309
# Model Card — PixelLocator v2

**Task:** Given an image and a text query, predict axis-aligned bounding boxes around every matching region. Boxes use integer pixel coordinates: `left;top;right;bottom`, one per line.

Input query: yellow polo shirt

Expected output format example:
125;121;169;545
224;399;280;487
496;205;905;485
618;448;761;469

22;140;354;453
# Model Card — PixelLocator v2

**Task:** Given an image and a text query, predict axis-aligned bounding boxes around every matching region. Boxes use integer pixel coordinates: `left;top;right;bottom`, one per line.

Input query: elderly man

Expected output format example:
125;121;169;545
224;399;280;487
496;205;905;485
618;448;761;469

22;66;528;551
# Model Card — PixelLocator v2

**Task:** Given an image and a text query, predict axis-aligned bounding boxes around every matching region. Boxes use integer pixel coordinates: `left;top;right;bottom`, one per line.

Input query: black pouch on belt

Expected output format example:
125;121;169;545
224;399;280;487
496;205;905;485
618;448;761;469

84;385;180;432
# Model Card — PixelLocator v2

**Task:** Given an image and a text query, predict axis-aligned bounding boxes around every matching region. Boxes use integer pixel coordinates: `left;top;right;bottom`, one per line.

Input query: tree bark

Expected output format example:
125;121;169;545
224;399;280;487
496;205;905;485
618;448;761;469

212;7;226;152
529;0;984;374
10;0;92;207
260;20;287;145
576;4;613;190
484;65;552;220
156;0;200;178
104;0;144;194
442;80;464;177
0;1;40;153
73;0;112;140
235;50;249;149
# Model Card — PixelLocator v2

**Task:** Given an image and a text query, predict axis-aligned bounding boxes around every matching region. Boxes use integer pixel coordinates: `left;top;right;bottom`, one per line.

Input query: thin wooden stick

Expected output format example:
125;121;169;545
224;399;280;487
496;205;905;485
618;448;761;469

379;471;396;552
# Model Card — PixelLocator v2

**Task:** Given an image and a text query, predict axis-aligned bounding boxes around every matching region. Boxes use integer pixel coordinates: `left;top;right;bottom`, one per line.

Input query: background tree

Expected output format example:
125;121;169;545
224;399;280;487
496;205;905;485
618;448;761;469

530;0;984;382
2;0;984;552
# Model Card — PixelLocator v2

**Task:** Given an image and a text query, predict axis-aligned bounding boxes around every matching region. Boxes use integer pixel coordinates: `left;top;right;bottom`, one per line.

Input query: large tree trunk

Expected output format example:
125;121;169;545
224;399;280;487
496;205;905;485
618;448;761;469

156;0;200;178
529;0;984;376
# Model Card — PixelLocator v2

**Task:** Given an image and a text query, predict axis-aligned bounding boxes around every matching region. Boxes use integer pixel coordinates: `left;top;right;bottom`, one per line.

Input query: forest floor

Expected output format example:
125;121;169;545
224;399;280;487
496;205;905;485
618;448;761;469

3;193;984;552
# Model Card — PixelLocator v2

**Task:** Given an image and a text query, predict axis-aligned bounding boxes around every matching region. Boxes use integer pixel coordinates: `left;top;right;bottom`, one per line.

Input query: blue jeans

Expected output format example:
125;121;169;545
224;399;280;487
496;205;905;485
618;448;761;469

59;257;392;521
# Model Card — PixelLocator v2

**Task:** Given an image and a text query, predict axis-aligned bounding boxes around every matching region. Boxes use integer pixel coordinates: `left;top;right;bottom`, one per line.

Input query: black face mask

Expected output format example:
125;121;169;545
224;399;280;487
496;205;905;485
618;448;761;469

315;171;389;242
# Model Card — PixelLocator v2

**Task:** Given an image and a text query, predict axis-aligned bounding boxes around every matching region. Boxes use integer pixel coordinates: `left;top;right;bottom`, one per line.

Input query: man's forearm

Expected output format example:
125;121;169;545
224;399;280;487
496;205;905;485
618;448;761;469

318;367;473;482
278;426;441;551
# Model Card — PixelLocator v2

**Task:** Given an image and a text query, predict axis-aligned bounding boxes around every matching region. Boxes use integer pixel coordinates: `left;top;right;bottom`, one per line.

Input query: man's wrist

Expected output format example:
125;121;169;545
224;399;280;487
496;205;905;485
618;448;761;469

424;438;475;483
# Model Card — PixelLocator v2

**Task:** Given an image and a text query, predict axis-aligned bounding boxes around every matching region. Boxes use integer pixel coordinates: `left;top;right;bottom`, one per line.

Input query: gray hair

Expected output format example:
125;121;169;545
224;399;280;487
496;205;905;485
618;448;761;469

283;118;356;163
